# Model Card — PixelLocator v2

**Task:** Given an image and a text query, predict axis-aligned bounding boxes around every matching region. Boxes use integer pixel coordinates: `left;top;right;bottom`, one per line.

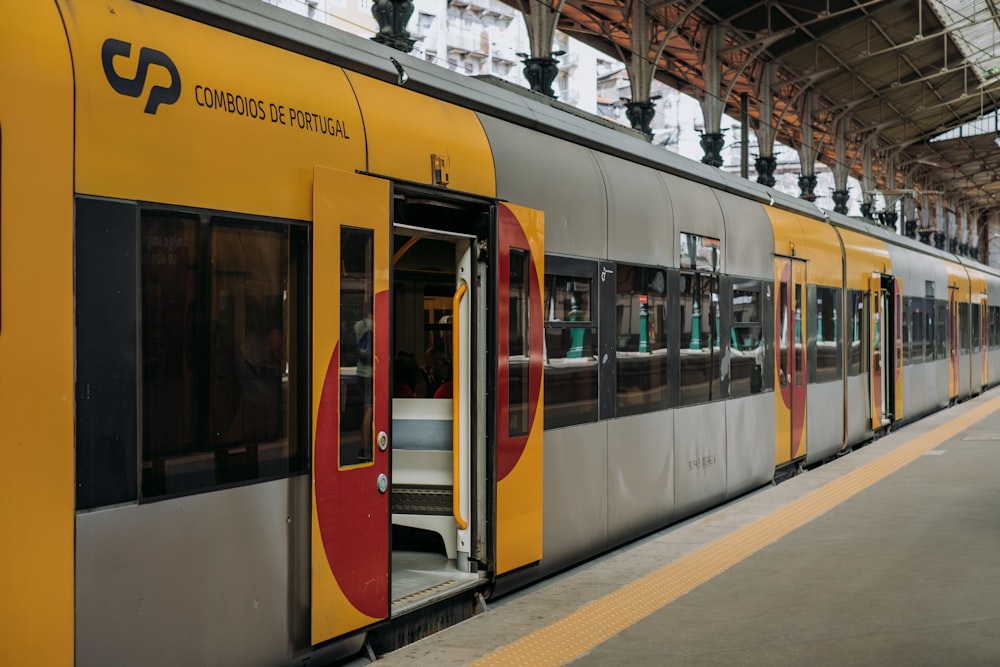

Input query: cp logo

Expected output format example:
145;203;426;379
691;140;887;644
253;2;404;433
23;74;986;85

102;38;181;114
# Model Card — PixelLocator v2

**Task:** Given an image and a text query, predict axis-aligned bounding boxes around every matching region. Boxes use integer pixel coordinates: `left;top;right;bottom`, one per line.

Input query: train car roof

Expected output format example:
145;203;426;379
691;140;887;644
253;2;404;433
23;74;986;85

142;0;1000;283
144;1;807;203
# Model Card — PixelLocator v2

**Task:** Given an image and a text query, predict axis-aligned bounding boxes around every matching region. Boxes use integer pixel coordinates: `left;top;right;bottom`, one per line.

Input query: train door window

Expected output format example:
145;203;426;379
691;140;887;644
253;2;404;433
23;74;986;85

543;256;599;429
140;209;306;499
678;233;721;406
341;228;374;465
959;302;971;353
508;249;531;437
847;289;863;376
615;263;669;416
813;286;840;382
971;302;981;353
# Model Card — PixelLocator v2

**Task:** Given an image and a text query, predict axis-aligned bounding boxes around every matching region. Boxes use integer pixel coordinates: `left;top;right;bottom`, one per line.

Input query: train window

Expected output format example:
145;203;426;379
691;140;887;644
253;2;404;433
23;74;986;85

508;249;531;437
991;306;1000;350
341;227;374;465
934;301;948;360
729;279;764;398
959;302;971;353
615;263;669;416
679;270;721;406
906;298;926;364
846;290;863;376
543;257;598;429
679;232;720;271
140;210;306;499
813;286;840;382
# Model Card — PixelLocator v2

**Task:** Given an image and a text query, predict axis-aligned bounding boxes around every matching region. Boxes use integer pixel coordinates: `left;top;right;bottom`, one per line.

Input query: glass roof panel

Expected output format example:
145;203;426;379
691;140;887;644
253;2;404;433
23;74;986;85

928;0;1000;83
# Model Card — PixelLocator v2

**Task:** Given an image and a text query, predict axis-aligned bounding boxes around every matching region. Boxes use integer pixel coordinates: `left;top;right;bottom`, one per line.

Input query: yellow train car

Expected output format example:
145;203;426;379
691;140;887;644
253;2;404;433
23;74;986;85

5;1;1000;665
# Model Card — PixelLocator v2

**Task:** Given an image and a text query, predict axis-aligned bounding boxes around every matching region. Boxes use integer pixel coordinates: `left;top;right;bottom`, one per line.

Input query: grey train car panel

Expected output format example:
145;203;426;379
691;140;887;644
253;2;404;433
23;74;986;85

540;423;610;573
724;393;775;499
717;190;775;280
76;477;310;667
672;403;728;518
595;152;675;267
606;410;676;546
477;113;608;259
662;172;727;273
845;373;872;446
805;381;845;465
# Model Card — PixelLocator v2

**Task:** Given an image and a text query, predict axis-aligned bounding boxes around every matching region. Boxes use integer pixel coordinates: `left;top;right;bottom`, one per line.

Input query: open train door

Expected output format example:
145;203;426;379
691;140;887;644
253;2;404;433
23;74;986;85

494;203;544;575
311;166;391;643
868;273;899;429
774;256;807;467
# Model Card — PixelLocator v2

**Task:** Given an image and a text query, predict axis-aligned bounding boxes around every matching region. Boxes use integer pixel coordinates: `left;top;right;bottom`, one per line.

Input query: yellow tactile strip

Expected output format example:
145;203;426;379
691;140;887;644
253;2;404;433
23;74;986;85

473;394;1000;666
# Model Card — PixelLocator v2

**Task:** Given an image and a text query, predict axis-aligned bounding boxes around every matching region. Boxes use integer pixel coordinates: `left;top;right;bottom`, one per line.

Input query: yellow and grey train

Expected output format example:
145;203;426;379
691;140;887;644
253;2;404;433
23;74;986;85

2;1;999;665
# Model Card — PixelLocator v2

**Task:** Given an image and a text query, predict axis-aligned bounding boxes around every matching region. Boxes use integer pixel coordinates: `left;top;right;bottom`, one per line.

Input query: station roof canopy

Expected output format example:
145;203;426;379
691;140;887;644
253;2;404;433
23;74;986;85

541;0;1000;214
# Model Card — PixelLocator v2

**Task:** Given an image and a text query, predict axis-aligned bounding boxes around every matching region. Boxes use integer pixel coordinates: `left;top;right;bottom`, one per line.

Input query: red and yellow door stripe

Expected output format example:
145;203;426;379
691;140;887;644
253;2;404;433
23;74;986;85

495;203;544;575
311;166;391;643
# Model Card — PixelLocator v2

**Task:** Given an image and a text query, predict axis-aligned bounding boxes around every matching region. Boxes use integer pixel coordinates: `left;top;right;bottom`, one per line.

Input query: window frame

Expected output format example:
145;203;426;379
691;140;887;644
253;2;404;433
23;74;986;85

542;255;601;430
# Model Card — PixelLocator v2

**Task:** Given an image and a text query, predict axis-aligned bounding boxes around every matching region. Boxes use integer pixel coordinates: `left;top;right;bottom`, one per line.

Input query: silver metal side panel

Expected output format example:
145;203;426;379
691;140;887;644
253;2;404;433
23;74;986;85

477;113;607;259
805;380;845;465
724;393;774;498
716;190;774;280
76;477;310;667
846;373;872;446
593;152;674;267
606;410;675;546
903;362;944;421
661;173;726;273
959;351;972;397
990;349;1000;386
542;422;609;571
673;402;728;518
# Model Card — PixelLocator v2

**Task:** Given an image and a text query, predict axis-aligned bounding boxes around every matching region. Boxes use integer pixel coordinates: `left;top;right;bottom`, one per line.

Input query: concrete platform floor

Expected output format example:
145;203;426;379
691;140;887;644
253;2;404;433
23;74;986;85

371;391;1000;666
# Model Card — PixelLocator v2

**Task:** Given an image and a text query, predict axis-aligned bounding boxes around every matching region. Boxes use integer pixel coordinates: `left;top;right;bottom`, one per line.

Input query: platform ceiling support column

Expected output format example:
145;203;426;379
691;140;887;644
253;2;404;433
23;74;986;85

698;24;725;166
860;139;875;220
831;115;850;213
903;171;919;239
935;196;947;250
881;151;900;232
919;192;933;245
623;0;657;138
371;0;416;52
511;0;564;96
987;212;1000;267
948;205;959;254
797;90;817;202
754;61;777;187
959;206;970;256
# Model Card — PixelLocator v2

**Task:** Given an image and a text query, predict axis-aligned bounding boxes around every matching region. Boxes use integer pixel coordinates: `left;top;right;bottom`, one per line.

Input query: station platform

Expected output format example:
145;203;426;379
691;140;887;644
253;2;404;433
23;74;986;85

372;390;1000;666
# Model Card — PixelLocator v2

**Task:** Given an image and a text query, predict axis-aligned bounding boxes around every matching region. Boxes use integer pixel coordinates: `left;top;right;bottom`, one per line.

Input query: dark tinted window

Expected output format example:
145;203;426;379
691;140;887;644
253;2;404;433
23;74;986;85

935;300;948;360
814;286;840;382
616;264;669;416
847;290;863;376
730;279;764;398
508;249;531;436
679;270;720;405
544;259;598;428
141;210;305;499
